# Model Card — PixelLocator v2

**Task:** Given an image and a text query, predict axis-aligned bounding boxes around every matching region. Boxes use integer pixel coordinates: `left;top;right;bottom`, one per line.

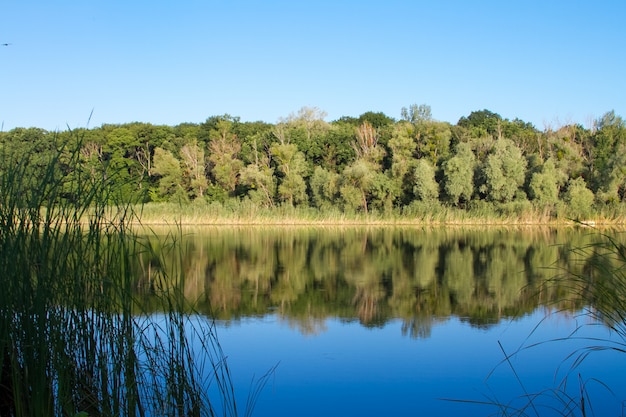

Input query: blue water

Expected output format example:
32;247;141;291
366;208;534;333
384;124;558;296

212;310;626;417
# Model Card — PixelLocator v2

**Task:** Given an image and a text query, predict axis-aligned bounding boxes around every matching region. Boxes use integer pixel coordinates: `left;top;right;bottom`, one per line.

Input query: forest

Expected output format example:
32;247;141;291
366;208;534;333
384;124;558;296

1;105;625;221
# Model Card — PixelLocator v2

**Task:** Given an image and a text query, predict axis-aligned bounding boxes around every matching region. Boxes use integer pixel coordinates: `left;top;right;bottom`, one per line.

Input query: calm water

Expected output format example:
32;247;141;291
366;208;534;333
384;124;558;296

140;226;626;416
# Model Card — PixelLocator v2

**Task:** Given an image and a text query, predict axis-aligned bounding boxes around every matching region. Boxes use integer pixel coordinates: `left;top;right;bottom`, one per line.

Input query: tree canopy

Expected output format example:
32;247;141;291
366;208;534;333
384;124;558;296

2;106;624;220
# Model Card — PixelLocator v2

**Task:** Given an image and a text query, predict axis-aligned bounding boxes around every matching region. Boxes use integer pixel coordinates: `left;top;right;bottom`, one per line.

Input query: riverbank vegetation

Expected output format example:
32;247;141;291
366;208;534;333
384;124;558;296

2;106;625;224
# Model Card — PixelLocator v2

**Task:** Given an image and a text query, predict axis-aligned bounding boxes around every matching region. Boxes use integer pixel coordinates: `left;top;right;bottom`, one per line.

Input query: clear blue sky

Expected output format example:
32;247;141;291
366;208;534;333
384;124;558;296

1;1;624;131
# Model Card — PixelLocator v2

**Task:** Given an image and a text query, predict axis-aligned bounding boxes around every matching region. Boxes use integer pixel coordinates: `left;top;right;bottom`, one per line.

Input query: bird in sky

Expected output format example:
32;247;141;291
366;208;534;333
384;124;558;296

1;43;11;46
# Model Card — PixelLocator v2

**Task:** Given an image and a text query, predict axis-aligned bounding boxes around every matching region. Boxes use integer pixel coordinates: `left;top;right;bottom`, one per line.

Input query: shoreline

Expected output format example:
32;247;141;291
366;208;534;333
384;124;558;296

128;217;620;228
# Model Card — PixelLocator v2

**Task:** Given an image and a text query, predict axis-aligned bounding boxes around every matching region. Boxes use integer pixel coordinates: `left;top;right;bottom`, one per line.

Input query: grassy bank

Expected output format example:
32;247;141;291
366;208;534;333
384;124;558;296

133;201;626;227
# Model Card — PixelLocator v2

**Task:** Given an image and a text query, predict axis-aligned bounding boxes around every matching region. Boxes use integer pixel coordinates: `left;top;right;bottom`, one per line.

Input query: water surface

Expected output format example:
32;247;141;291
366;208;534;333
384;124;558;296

140;226;626;416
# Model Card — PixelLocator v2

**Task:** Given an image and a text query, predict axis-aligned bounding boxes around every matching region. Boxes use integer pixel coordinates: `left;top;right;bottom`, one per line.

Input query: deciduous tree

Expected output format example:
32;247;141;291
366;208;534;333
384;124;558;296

442;143;475;207
180;139;208;198
528;158;560;206
151;147;186;202
340;159;377;214
271;142;308;206
479;138;527;203
413;159;439;202
388;122;417;202
310;166;339;210
208;120;244;193
400;103;432;125
564;177;595;219
239;138;275;207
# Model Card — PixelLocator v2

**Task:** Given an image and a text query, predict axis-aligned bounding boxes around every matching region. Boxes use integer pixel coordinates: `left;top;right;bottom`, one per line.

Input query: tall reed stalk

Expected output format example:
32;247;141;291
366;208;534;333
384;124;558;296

0;137;270;416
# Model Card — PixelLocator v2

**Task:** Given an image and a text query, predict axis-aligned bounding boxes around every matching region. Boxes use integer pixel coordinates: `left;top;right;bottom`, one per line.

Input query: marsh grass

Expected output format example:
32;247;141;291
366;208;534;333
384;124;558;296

0;139;272;416
132;200;611;226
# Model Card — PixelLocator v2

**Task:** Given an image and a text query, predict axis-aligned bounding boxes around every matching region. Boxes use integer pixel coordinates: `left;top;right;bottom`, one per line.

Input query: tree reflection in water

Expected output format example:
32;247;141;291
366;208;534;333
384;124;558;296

132;226;623;338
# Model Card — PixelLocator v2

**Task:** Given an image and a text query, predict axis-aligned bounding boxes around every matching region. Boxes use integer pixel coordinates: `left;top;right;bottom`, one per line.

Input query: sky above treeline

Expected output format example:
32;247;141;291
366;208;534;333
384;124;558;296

1;1;624;132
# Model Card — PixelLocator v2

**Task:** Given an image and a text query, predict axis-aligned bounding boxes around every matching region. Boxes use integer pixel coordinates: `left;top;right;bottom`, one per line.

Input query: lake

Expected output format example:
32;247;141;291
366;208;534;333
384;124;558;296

138;226;626;417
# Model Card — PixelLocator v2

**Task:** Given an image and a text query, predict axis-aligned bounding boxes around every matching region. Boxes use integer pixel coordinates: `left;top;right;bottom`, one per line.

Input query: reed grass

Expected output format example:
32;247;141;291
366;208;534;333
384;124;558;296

0;139;272;416
131;200;622;227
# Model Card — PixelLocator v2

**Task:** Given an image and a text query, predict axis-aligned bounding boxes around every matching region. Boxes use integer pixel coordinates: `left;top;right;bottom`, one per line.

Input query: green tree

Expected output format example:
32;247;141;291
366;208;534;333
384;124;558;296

596;143;626;204
545;124;591;181
591;111;626;202
78;141;104;181
280;107;331;171
198;114;240;144
564;177;595;219
180;139;208;199
400;103;432;124
413;159;439;202
353;121;385;164
591;112;625;179
415;121;452;165
399;104;451;165
283;106;329;144
388;122;418;203
270;141;308;206
370;172;397;213
239;138;276;207
442;142;475;207
457;109;503;138
340;159;377;213
323;121;358;170
125;122;172;190
499;118;540;155
151;147;187;202
310;166;340;210
479;138;527;203
208;120;244;194
527;157;560;206
278;172;307;206
339;122;390;213
99;125;146;201
357;111;395;129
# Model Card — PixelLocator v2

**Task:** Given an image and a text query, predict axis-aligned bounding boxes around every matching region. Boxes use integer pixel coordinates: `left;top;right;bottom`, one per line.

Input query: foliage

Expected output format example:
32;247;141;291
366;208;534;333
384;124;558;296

564;177;595;220
527;157;560;207
3;106;626;222
442;142;475;207
413;159;439;202
400;103;432;124
479;138;527;203
590;111;626;196
340;159;377;213
309;166;340;210
270;142;308;206
208;120;244;194
151;147;187;203
457;109;503;138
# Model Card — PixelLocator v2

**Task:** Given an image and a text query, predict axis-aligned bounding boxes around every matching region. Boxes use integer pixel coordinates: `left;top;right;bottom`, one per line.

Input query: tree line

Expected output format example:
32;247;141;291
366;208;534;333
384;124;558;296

1;105;624;219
